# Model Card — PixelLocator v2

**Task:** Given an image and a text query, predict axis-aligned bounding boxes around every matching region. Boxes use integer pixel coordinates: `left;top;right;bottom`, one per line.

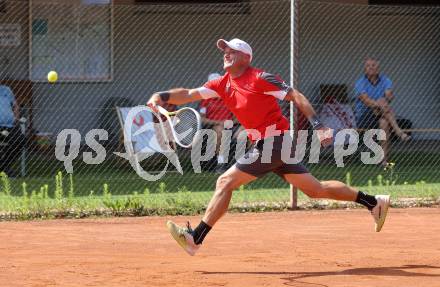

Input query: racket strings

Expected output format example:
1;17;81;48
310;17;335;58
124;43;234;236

173;110;199;146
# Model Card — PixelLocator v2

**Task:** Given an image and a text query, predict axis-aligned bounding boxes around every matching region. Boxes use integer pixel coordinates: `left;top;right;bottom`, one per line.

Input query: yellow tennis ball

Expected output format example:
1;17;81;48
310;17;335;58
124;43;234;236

47;71;58;83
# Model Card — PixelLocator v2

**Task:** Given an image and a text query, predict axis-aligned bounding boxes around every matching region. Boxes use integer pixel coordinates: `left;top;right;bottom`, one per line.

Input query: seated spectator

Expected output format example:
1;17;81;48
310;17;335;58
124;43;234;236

0;84;25;176
200;73;235;173
354;57;409;165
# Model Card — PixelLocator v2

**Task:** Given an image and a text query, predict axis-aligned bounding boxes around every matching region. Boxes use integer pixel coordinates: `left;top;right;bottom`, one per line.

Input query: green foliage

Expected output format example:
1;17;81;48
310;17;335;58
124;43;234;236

238;184;249;203
55;171;64;201
0;171;439;221
0;172;11;196
68;174;74;199
22;182;27;198
103;183;110;198
377;174;383;186
42;184;49;199
103;196;145;216
157;182;167;194
383;162;398;186
345;172;352;186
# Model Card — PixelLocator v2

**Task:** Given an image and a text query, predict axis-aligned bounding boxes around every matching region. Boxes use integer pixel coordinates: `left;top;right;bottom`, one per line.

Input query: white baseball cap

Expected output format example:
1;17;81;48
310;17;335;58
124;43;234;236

217;38;253;62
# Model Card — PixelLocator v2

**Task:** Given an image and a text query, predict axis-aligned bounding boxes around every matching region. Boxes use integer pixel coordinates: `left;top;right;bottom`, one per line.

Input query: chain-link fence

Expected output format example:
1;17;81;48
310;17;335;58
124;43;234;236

0;0;439;210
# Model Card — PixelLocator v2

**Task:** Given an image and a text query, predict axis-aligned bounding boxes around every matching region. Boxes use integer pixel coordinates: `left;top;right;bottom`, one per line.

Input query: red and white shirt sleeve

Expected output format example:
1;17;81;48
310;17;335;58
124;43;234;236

257;72;292;100
196;77;222;99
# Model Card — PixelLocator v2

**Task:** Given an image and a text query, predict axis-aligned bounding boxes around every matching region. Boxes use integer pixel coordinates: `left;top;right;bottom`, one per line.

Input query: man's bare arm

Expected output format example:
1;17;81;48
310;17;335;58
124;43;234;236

147;88;203;109
284;88;333;146
384;89;393;103
359;92;393;115
359;93;379;109
284;89;318;121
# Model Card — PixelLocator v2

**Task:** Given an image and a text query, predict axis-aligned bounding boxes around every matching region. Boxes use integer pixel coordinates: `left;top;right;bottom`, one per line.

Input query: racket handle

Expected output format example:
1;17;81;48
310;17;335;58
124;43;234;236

156;105;170;116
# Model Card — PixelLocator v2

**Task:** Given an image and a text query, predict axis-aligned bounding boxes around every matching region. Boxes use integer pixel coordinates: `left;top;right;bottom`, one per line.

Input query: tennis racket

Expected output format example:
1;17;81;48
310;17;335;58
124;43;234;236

156;105;202;148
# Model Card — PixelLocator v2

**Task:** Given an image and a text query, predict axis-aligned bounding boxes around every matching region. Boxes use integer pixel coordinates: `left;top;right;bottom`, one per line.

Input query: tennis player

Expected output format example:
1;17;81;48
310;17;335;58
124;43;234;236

147;38;390;256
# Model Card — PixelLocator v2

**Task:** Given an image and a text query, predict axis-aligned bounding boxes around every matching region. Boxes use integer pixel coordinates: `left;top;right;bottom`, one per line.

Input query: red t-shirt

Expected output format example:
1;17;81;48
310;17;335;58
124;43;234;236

203;67;291;141
199;98;233;121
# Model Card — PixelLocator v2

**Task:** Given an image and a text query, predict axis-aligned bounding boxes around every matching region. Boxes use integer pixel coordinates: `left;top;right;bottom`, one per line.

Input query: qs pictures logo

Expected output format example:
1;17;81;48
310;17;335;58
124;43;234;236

114;106;183;181
54;106;183;181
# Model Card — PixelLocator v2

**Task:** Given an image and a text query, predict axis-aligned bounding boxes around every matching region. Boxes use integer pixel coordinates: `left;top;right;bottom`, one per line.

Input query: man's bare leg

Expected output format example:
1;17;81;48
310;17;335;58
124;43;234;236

382;110;410;141
186;167;256;247
203;166;257;226
282;173;390;232
282;173;358;201
166;166;257;255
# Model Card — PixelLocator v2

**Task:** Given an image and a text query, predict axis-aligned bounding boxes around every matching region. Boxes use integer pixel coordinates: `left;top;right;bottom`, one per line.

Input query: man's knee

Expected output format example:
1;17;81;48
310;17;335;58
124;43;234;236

215;173;239;194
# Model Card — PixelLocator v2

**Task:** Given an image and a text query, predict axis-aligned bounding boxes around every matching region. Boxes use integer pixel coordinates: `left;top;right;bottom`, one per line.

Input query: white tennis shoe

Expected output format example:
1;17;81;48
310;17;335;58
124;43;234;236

166;220;200;256
371;195;390;232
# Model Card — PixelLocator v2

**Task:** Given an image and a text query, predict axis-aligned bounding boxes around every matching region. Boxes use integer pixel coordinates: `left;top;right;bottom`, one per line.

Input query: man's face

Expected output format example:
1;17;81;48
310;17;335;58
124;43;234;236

223;46;250;70
365;59;379;77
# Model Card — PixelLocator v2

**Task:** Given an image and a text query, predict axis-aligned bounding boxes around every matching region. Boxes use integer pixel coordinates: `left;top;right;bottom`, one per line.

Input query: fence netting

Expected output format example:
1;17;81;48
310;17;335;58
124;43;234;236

0;0;439;209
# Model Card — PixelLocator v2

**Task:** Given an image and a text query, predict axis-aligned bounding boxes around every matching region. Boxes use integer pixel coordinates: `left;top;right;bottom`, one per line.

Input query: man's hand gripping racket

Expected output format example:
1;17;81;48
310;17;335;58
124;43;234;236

147;95;201;148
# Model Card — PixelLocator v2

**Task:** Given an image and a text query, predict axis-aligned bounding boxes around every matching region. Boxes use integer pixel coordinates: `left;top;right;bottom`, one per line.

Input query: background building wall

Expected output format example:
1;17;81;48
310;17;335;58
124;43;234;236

1;0;439;139
0;0;29;80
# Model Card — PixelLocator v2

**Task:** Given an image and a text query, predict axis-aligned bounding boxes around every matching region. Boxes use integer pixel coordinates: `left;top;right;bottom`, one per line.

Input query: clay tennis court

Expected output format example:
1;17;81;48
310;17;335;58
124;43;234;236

1;208;439;287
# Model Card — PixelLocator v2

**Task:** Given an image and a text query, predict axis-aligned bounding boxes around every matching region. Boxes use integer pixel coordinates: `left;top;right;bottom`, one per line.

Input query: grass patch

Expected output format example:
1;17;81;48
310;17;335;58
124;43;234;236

0;171;439;221
6;162;440;197
7;148;440;196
